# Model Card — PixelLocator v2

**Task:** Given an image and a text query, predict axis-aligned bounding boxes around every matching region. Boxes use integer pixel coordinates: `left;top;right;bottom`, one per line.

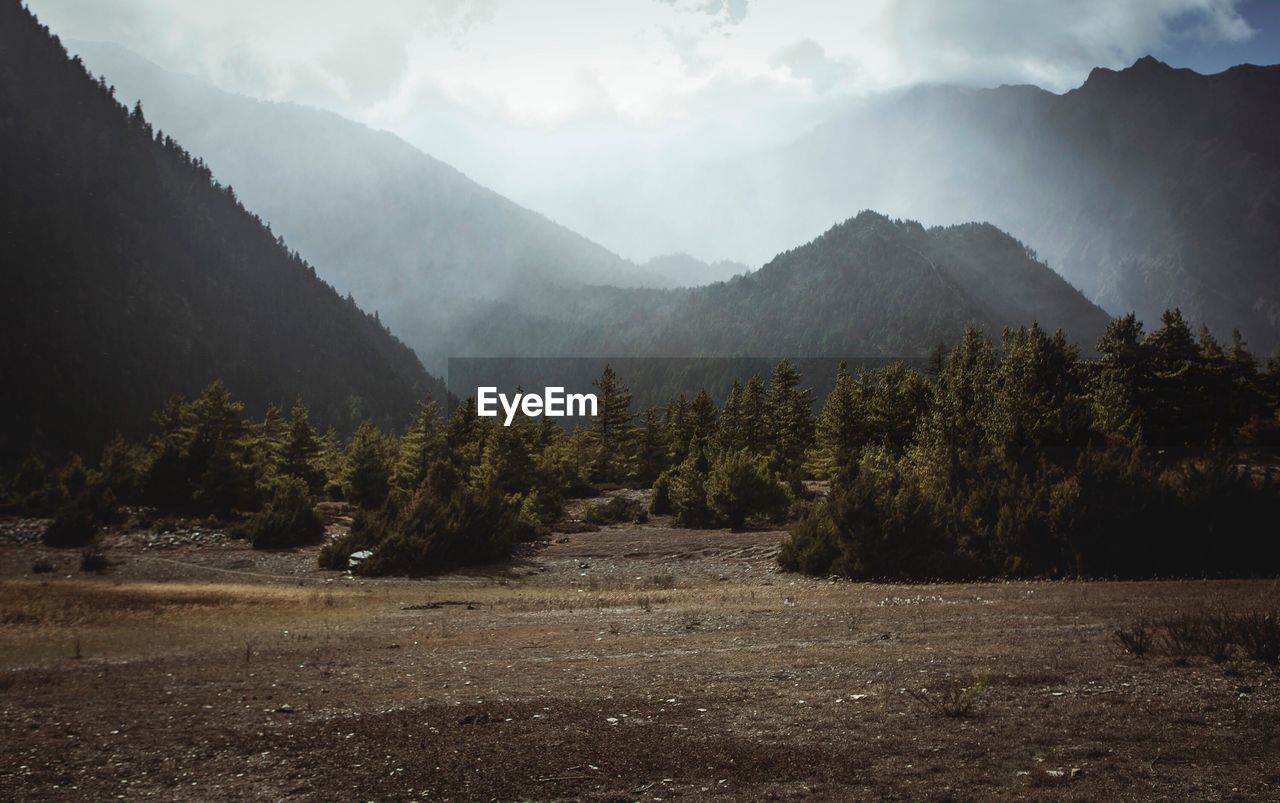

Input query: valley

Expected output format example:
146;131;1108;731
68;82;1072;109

2;503;1278;800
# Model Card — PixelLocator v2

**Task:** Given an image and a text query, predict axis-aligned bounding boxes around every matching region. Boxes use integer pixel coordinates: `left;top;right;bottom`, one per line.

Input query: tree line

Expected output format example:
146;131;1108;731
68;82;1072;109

5;309;1279;579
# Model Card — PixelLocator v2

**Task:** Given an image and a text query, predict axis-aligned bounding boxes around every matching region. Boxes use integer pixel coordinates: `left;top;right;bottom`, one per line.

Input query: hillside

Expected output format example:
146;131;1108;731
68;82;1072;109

0;3;442;461
641;213;1111;357
450;212;1110;361
69;42;669;371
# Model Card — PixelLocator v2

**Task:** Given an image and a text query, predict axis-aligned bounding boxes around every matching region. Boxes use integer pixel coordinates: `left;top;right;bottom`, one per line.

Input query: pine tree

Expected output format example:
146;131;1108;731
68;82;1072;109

634;408;670;483
187;381;259;515
393;400;444;493
592;365;634;483
714;381;745;455
706;448;789;530
916;328;997;488
346;421;392;509
1146;309;1204;449
280;400;324;493
670;439;714;527
764;360;815;477
688;389;718;444
664;394;694;463
260;403;287;455
739;375;768;455
987;324;1089;462
812;364;867;481
1092;313;1148;439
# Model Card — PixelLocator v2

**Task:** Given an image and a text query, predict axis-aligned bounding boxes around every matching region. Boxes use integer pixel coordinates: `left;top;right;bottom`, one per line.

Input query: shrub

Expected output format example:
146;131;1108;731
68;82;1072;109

1201;613;1237;663
339;471;533;577
1114;620;1154;657
1237;611;1280;665
706;449;789;530
318;525;375;570
583;495;646;526
42;509;98;548
908;675;990;718
1161;613;1205;661
240;477;324;549
649;469;675;515
80;547;112;573
661;445;718;528
778;500;845;575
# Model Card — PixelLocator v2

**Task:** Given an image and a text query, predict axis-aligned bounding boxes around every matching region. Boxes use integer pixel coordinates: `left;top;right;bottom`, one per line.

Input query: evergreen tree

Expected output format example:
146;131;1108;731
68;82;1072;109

259;403;287;460
393;400;444;493
634;408;670;483
189;382;260;515
987;324;1089;463
812;364;867;481
739;375;769;455
592;365;634;482
670;439;714;528
714;381;746;455
346;421;393;509
664;394;694;464
1146;309;1207;449
280;400;324;493
1092;313;1148;439
707;449;789;530
765;359;815;477
915;328;997;489
688;389;718;444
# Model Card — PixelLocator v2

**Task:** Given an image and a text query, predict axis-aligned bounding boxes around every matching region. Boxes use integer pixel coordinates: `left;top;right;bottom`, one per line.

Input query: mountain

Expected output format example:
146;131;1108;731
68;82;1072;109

68;41;671;371
643;253;753;287
0;3;443;461
452;212;1111;360
539;57;1280;356
792;56;1280;354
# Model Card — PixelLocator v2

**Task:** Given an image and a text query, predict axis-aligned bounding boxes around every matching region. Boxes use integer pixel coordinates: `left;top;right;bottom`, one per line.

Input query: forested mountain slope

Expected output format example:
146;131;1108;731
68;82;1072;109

0;2;442;460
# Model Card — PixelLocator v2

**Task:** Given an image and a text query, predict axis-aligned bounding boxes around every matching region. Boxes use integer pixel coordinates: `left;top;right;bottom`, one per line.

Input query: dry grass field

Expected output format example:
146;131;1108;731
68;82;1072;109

2;509;1278;801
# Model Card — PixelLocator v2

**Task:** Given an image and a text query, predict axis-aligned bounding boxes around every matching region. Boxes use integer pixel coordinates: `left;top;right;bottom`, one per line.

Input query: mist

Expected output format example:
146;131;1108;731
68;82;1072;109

27;0;1265;261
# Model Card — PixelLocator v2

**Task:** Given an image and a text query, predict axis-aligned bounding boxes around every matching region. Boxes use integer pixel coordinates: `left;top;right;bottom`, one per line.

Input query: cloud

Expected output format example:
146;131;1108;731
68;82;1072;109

27;0;1260;233
768;39;849;93
28;0;1256;120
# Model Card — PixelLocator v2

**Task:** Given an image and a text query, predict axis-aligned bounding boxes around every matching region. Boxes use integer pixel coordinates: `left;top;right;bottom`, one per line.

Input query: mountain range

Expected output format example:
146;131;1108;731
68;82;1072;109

445;212;1110;360
536;57;1280;356
68;41;681;372
8;0;1273;467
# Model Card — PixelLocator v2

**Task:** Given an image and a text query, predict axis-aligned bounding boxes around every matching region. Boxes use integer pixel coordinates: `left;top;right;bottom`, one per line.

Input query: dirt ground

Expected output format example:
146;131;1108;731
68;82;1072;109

1;507;1278;801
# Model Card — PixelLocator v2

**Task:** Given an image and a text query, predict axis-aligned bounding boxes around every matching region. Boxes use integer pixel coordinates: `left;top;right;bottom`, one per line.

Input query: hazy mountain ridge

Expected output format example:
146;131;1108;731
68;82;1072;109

537;57;1280;356
69;41;675;371
643;253;754;286
0;4;442;460
449;212;1111;359
785;57;1280;353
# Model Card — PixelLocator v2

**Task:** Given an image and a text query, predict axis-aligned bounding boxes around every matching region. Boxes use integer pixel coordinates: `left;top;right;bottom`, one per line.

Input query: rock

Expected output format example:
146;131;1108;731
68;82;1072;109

276;704;294;714
348;550;373;569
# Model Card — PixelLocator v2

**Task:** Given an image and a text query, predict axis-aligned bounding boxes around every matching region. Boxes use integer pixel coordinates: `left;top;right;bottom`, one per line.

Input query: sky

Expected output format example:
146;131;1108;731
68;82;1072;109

26;0;1280;257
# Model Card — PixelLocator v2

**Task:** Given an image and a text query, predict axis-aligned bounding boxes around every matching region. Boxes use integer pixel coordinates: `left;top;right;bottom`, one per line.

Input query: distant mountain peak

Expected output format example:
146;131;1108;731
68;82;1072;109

1082;55;1195;90
1131;54;1171;71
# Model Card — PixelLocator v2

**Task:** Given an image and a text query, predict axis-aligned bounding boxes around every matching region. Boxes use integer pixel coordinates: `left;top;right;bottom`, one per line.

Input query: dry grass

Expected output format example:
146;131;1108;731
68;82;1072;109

2;529;1280;799
0;580;384;665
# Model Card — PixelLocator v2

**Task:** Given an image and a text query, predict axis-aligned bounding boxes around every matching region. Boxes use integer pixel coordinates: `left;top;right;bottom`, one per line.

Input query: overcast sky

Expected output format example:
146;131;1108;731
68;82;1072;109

26;0;1280;252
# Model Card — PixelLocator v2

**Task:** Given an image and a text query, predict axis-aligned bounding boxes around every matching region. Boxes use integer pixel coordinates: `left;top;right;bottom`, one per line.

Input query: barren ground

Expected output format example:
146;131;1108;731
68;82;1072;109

1;503;1278;801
